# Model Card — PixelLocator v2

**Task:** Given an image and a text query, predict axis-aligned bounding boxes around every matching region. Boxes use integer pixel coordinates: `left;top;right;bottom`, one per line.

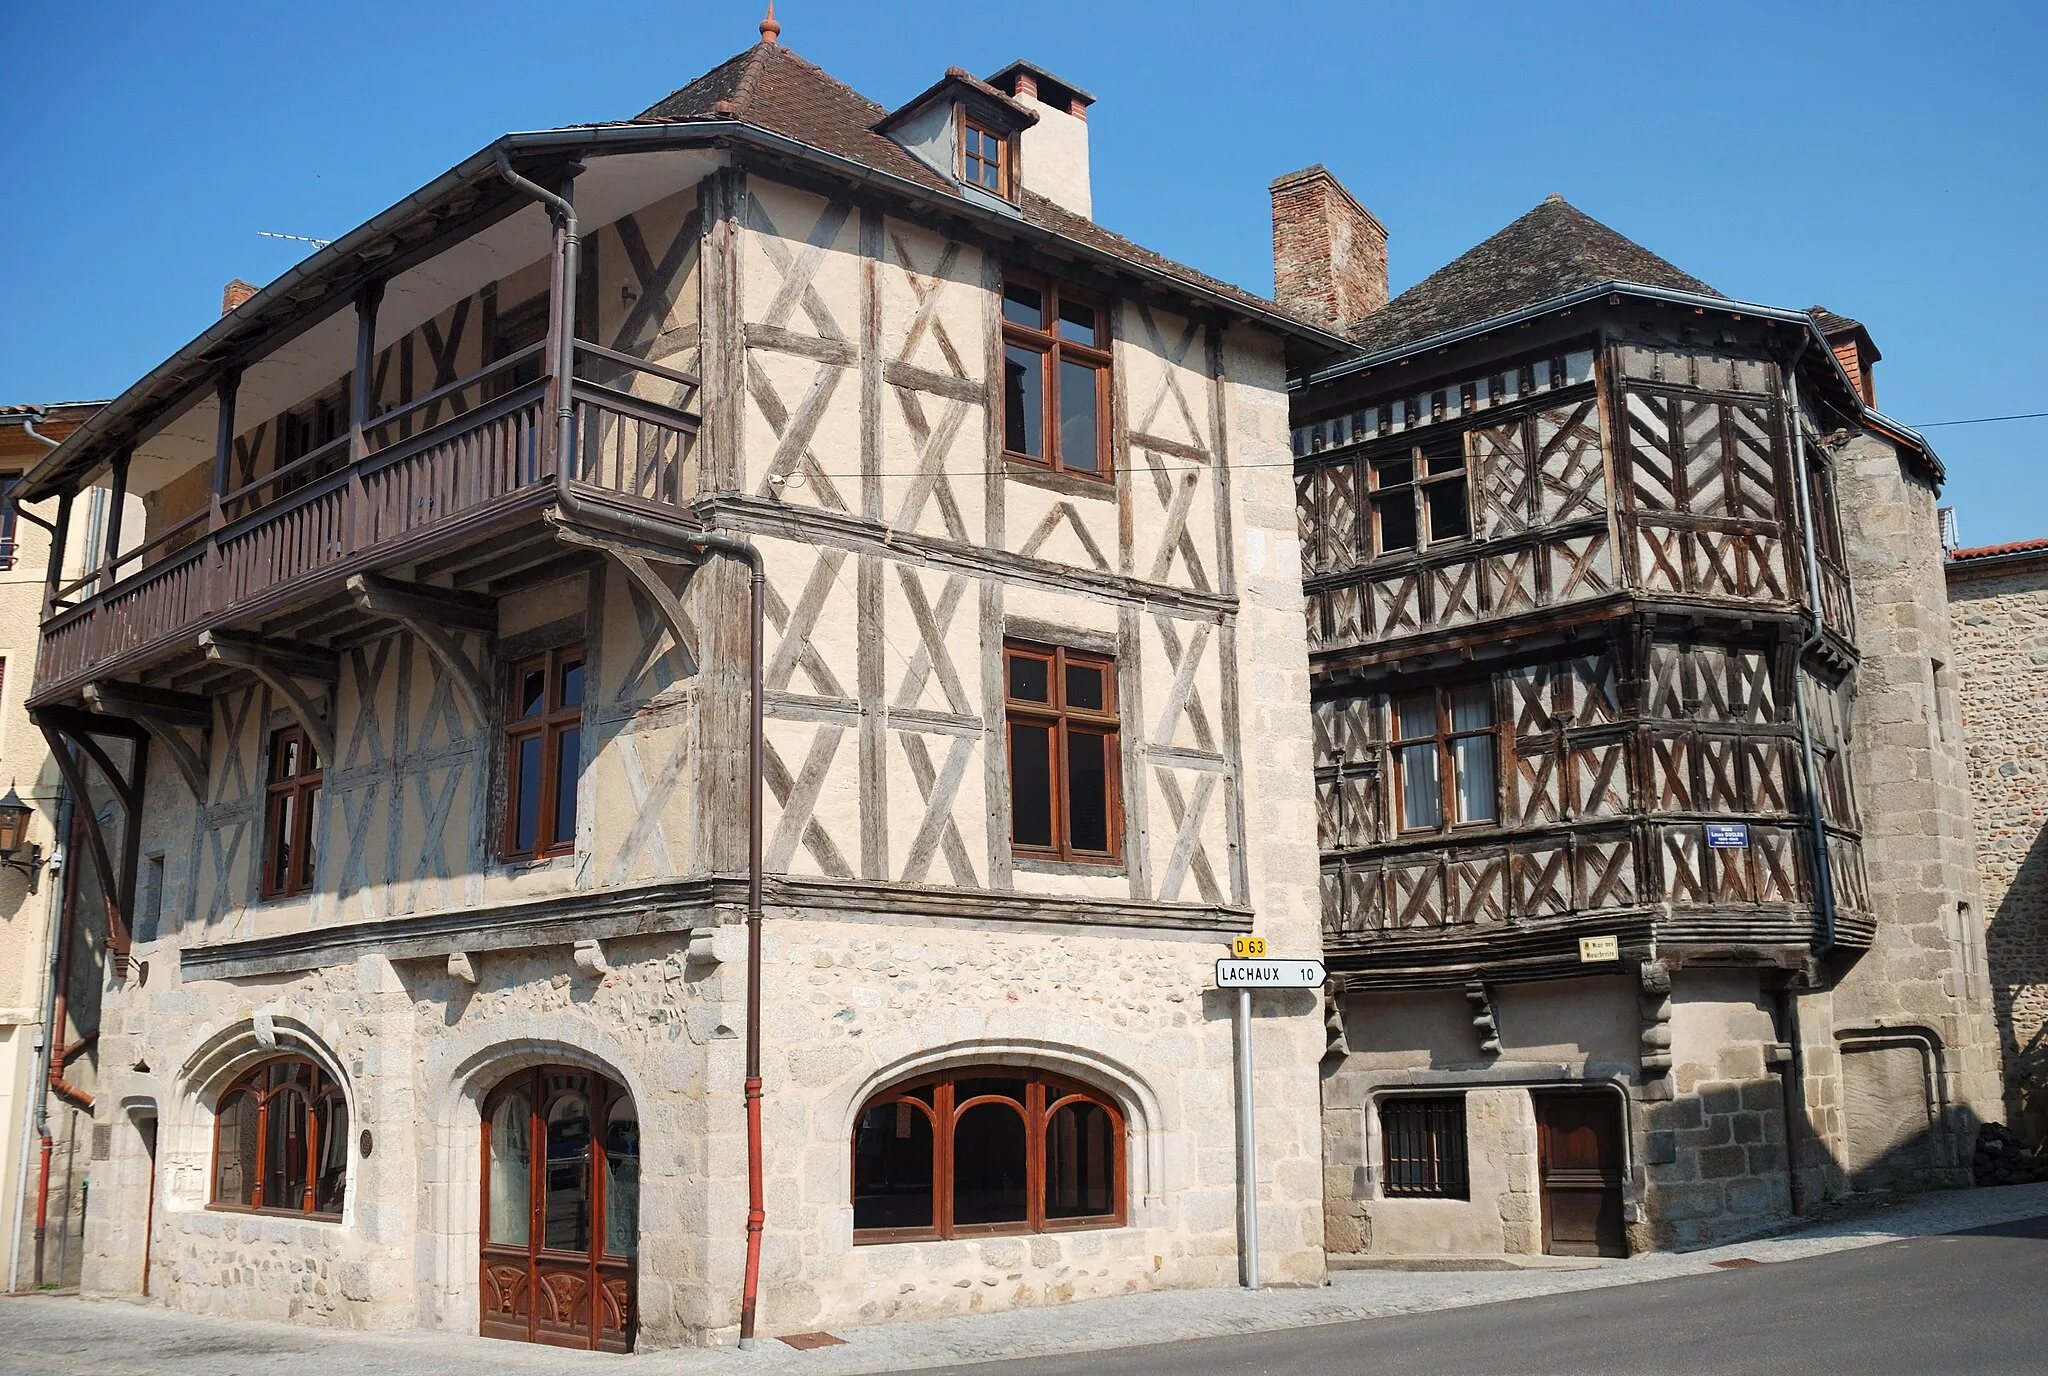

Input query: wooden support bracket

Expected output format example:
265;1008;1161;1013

548;514;704;671
199;631;338;763
346;573;496;725
83;682;210;800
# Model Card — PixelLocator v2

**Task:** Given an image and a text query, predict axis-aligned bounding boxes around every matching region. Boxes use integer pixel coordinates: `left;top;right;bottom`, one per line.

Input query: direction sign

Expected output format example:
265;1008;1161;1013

1216;958;1327;989
1705;823;1750;849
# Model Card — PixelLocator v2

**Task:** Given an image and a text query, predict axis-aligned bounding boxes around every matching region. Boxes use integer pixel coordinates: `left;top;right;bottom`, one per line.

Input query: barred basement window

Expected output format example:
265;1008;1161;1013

1380;1096;1468;1199
211;1057;349;1218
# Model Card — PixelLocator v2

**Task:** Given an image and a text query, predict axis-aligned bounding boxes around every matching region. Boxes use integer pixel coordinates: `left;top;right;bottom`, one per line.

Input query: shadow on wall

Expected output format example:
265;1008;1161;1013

1987;820;2048;1145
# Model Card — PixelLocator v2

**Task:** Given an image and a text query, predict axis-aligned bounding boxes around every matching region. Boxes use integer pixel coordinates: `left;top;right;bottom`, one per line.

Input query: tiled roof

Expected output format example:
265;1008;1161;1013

631;42;1320;331
1948;538;2048;563
1807;305;1864;337
1351;194;1717;357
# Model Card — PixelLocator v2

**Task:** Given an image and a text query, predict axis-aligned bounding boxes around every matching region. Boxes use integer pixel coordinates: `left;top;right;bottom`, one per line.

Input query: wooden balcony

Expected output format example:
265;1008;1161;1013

32;343;700;704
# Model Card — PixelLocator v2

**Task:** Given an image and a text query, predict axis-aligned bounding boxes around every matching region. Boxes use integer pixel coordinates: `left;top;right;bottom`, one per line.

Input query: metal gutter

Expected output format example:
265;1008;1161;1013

22;120;1344;503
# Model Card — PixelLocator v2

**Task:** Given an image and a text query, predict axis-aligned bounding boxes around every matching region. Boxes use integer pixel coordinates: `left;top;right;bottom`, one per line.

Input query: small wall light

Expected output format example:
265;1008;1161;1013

0;786;43;893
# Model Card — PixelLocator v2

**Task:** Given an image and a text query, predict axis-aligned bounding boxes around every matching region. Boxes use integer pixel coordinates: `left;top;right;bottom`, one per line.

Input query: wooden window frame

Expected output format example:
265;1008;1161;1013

999;272;1114;481
1367;434;1472;559
851;1067;1126;1244
1003;641;1123;864
1390;682;1500;835
260;724;322;899
208;1056;348;1219
500;644;585;862
959;110;1011;196
1379;1096;1469;1200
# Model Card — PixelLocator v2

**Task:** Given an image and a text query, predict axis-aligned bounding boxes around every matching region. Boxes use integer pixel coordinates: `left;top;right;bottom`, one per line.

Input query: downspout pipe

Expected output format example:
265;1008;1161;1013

26;788;73;1292
493;151;579;475
9;415;62;536
1785;339;1839;957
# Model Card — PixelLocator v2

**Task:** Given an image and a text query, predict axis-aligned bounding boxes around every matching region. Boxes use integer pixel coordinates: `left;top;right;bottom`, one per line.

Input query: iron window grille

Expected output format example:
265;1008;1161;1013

1380;1096;1469;1199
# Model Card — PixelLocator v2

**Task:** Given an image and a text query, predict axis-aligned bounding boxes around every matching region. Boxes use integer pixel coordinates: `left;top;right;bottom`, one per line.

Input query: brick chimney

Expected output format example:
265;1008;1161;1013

222;279;260;315
987;61;1094;219
1270;166;1386;333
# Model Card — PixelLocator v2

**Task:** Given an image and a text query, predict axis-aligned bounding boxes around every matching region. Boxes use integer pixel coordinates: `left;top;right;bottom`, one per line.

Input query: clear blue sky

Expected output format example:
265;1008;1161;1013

5;1;2043;543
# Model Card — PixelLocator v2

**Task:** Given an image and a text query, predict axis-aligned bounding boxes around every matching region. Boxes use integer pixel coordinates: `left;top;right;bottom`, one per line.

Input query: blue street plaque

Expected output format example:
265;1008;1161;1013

1705;823;1750;849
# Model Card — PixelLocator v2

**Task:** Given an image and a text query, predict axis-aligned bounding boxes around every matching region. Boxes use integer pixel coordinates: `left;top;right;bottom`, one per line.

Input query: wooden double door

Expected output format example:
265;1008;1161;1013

1533;1091;1627;1258
480;1067;639;1351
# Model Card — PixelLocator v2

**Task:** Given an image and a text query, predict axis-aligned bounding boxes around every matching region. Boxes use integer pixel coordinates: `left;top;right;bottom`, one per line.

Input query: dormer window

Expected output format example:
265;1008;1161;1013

962;116;1008;195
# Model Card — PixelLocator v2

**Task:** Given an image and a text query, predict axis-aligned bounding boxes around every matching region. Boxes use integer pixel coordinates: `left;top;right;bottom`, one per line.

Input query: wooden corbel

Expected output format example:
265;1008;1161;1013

83;681;211;801
199;630;337;763
346;573;496;725
548;514;703;674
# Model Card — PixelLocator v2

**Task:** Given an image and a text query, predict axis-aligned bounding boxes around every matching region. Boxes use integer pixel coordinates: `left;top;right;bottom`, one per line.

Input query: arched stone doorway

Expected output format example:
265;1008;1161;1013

479;1065;639;1351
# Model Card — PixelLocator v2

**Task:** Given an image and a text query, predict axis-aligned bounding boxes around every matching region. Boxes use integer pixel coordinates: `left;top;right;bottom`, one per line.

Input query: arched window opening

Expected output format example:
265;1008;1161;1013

208;1056;348;1219
852;1067;1124;1242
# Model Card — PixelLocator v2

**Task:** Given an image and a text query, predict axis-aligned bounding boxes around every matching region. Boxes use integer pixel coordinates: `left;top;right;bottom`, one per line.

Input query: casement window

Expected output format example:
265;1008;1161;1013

275;384;350;495
211;1057;349;1218
261;725;321;899
1370;435;1470;556
1392;684;1498;832
502;646;584;861
961;115;1009;195
1001;274;1111;479
852;1068;1124;1242
1004;642;1120;863
1380;1097;1468;1200
1805;454;1844;565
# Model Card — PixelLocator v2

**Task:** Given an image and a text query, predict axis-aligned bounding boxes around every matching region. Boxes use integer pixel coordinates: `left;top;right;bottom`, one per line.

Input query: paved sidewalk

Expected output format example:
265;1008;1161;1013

5;1182;2046;1375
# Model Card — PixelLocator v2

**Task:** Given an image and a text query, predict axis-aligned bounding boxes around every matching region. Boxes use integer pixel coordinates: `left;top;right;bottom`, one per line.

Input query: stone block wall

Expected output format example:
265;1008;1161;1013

1946;549;2048;1139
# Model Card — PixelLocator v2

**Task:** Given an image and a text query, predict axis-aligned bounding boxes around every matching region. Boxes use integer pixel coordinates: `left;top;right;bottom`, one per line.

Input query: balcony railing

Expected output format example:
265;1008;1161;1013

34;344;699;700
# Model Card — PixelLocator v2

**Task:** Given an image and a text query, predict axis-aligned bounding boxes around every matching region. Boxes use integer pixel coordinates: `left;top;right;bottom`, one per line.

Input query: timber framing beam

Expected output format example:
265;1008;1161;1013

346;573;496;724
33;706;151;960
199;630;338;762
83;681;210;800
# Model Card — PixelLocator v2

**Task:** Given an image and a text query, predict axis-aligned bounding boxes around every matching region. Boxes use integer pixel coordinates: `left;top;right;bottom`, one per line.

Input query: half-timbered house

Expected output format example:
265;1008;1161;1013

1274;177;2002;1258
18;24;1345;1348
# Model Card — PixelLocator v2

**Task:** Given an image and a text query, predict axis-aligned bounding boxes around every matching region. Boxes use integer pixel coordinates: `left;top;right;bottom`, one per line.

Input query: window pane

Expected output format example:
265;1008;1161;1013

559;657;584;709
518;667;546;719
269;793;295;892
1010;723;1054;849
955;1076;1027;1105
1375;458;1413;489
1449;685;1492;731
1399;742;1442;830
552;726;580;848
1046;1100;1116;1219
603;1098;639;1259
1396;694;1438;742
215;1089;258;1206
275;735;301;781
1064;663;1104;712
314;1092;348;1215
543;1092;592;1253
514;736;542;854
1057;297;1099;347
300;784;321;887
1425;447;1465;476
262;1091;310;1211
952;1101;1028;1225
853;1100;934;1231
487;1091;533;1246
1454;734;1498;824
1058;359;1100;472
1004;345;1044;456
1376;494;1417;552
1427;478;1470;541
1066;730;1111;854
1008;654;1050;703
1002;280;1044;330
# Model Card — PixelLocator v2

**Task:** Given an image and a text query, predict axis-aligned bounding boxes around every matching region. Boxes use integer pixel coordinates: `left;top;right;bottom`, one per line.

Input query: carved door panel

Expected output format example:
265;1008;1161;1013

1534;1091;1626;1258
481;1067;638;1352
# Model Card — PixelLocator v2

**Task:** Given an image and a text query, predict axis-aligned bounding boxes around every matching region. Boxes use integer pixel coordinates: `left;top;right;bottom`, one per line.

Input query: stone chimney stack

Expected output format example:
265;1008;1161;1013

222;279;260;315
987;62;1094;219
1270;165;1386;333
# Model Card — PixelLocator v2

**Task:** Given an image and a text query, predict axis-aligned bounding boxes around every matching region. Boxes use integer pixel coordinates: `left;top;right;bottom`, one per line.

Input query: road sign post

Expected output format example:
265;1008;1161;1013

1220;953;1326;1291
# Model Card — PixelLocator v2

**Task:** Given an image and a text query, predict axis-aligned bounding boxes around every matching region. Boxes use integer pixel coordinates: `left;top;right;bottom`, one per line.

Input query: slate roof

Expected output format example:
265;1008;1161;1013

631;42;1318;331
1351;194;1718;357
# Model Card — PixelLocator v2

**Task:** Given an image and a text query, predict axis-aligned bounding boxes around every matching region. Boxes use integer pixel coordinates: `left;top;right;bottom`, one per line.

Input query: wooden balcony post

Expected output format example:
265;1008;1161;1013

99;449;131;594
42;490;72;619
348;282;385;554
209;369;240;533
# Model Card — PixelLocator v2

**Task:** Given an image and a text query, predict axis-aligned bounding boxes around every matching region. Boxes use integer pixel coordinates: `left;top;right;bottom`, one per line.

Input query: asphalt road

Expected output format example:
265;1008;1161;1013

931;1214;2048;1376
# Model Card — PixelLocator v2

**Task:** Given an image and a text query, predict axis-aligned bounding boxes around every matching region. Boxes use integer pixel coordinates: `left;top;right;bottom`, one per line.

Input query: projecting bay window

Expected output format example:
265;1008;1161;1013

1002;274;1111;479
1005;642;1120;863
502;645;584;861
1370;435;1470;557
1393;684;1498;833
1380;1097;1469;1200
261;725;321;899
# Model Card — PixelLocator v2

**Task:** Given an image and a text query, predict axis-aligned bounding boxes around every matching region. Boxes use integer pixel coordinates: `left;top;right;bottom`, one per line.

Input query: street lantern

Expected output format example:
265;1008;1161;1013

0;786;42;893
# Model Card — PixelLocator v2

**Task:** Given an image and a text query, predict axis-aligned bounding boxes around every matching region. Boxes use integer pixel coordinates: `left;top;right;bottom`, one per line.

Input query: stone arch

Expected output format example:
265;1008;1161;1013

827;1029;1174;1228
163;1008;360;1223
412;1012;664;1341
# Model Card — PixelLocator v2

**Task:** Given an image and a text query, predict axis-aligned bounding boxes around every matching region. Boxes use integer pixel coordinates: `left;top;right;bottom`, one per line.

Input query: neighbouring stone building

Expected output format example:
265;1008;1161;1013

1273;182;2003;1259
13;22;1349;1352
1947;536;2048;1141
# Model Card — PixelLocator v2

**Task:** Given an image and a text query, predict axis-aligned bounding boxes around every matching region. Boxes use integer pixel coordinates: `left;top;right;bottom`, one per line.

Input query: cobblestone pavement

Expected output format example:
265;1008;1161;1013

4;1183;2045;1375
